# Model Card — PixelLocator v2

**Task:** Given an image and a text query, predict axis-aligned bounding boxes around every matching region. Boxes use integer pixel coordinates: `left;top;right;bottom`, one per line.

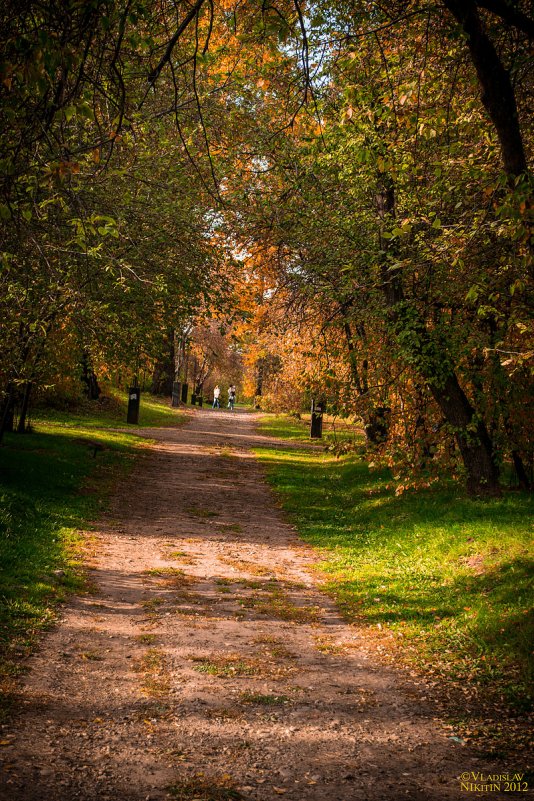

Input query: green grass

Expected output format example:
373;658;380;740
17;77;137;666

0;401;163;716
259;411;361;446
254;414;533;715
34;386;186;429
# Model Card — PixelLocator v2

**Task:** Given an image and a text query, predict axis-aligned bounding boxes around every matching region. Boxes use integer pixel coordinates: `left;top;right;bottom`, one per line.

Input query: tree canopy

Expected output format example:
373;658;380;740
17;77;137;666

1;0;532;494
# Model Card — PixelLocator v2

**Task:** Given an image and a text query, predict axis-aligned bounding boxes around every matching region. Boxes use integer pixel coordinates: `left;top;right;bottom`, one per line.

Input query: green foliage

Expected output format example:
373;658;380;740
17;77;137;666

255;415;533;713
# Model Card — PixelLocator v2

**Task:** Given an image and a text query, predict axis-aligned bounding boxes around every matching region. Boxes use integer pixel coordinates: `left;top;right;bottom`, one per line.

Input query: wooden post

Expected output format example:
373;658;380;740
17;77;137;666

127;386;141;424
310;399;325;438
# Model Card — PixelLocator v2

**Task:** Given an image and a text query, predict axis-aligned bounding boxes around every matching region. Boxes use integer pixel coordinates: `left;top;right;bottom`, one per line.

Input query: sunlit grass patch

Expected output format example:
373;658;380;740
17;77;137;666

35;386;186;429
259;412;363;448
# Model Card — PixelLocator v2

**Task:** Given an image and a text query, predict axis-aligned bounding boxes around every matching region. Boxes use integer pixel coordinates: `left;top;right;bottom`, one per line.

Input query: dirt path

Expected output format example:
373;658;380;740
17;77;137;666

0;409;510;800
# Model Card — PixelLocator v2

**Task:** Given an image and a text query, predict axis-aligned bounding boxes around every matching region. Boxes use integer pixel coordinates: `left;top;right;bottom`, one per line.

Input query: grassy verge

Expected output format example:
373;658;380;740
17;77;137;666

0;392;186;718
35;387;187;429
259;411;362;448
254;414;533;754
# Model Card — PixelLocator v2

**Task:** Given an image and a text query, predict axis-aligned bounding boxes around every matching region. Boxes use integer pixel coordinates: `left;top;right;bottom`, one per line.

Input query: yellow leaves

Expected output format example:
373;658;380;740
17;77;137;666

58;160;80;177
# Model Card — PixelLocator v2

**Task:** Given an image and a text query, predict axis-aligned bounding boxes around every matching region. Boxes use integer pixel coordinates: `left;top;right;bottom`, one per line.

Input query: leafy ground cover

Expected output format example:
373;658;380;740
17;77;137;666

0;392;185;718
255;414;533;753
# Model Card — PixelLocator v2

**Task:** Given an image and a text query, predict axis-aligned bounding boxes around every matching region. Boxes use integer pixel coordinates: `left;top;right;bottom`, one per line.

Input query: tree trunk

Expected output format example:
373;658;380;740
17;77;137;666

344;322;389;445
17;382;33;433
151;333;175;395
344;322;363;395
429;373;500;495
255;357;264;398
0;384;16;445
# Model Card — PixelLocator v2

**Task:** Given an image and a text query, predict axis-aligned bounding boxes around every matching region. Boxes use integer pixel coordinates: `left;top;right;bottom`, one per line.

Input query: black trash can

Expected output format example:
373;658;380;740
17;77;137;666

127;386;141;424
310;398;325;439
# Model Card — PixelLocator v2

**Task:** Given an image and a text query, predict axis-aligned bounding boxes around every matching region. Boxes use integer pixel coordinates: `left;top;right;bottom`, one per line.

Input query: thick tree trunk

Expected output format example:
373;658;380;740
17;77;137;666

429;374;500;495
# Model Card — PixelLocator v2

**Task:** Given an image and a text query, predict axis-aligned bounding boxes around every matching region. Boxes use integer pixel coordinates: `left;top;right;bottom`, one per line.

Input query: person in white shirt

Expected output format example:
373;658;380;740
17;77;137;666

212;385;221;408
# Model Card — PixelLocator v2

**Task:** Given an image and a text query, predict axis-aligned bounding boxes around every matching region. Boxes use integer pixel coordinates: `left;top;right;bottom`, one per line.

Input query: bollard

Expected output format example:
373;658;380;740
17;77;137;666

127;386;141;424
171;381;182;407
181;382;189;404
310;398;325;438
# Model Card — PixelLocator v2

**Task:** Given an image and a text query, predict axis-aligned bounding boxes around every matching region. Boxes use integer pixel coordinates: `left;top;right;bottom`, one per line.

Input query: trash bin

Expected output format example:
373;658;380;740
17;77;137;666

310;398;325;439
127;386;141;424
172;381;182;407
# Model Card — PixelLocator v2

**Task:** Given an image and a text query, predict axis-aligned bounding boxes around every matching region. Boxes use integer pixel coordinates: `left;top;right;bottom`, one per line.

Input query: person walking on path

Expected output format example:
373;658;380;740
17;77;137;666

212;385;221;408
227;384;236;410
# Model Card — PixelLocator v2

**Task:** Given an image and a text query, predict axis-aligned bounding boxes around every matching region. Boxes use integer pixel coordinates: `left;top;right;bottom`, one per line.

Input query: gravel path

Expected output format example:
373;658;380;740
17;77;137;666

0;408;509;800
